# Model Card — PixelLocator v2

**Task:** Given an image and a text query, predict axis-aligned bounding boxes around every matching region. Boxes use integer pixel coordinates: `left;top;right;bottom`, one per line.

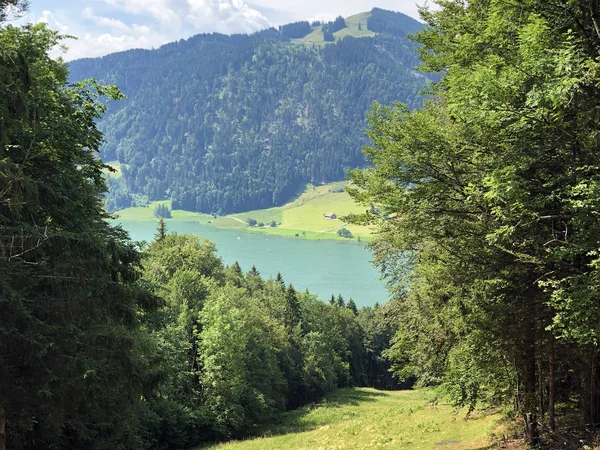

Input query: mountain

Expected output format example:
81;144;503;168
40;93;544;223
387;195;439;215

69;8;431;214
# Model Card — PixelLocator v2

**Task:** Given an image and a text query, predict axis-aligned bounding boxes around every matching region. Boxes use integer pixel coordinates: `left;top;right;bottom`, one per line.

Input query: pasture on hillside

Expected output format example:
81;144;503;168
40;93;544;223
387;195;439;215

112;183;373;241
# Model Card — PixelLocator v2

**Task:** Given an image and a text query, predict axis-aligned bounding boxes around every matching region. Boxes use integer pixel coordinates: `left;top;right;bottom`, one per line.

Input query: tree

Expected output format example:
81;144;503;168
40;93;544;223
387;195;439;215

155;218;167;241
349;0;600;443
323;29;335;42
200;284;286;436
284;284;301;328
0;22;155;449
337;227;353;238
0;0;27;21
154;203;171;218
346;299;358;316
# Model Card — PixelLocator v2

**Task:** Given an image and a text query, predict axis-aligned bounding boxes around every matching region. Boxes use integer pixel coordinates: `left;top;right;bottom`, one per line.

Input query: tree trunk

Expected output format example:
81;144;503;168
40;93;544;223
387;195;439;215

549;335;556;431
539;357;544;423
521;311;539;447
0;407;6;450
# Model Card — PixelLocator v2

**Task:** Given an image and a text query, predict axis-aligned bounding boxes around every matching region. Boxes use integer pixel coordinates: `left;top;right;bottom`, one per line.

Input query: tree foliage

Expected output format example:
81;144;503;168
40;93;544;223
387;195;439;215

0;22;156;450
349;0;600;442
0;11;409;450
135;226;396;447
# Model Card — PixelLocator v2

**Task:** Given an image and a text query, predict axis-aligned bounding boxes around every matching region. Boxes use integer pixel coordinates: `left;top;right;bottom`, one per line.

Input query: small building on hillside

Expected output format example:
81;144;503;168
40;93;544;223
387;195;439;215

324;212;337;220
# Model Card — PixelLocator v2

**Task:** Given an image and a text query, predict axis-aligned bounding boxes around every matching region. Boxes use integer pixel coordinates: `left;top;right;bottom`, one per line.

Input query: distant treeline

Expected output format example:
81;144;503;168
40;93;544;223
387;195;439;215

278;21;312;39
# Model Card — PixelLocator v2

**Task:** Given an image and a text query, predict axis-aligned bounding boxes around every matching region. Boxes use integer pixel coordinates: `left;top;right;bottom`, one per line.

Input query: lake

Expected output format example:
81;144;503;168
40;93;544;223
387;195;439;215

114;220;389;307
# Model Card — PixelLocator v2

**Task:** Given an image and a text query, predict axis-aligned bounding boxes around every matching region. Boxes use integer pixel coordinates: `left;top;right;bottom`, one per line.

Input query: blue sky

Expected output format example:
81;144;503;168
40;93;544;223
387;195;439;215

23;0;430;60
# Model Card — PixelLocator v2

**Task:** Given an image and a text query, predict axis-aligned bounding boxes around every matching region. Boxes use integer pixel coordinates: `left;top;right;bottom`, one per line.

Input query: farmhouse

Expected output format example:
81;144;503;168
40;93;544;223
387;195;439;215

324;212;337;220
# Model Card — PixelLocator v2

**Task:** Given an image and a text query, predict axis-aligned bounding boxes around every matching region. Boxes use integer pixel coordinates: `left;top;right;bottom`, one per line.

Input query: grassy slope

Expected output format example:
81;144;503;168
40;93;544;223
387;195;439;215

196;388;502;450
113;182;373;241
291;12;375;46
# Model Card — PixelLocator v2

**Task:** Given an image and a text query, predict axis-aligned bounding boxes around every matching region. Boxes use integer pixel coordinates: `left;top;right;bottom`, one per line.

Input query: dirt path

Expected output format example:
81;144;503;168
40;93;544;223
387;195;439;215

318;222;348;233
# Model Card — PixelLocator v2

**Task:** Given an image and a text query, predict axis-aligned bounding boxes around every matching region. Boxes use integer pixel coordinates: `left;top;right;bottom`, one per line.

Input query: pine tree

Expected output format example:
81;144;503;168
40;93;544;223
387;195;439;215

284;284;301;328
0;22;154;449
346;299;358;316
155;217;167;241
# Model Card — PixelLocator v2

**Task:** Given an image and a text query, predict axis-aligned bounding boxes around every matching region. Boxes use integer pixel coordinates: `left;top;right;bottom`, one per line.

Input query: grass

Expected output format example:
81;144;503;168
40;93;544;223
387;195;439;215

291;12;375;46
113;200;213;223
195;388;503;450
113;182;373;242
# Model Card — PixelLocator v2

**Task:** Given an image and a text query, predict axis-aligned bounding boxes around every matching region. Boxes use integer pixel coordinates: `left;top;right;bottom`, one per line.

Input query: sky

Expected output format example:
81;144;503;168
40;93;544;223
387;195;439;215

18;0;431;61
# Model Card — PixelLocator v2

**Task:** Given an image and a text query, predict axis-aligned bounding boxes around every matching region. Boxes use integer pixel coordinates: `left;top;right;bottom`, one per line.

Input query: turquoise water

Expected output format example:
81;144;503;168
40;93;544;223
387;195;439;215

114;220;389;307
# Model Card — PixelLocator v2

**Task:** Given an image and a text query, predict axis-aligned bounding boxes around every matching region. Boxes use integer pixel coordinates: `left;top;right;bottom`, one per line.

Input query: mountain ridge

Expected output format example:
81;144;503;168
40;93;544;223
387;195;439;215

69;8;431;214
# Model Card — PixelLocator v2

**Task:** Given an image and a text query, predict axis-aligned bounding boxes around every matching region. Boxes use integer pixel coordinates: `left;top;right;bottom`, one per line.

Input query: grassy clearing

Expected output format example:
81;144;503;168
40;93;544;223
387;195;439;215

113;200;213;223
291;12;375;46
113;182;373;242
336;12;376;40
196;388;502;450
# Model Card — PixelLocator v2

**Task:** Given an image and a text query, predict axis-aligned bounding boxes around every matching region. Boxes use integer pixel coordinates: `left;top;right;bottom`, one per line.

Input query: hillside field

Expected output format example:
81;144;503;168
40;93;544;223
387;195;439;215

291;12;376;46
195;388;504;450
112;183;373;242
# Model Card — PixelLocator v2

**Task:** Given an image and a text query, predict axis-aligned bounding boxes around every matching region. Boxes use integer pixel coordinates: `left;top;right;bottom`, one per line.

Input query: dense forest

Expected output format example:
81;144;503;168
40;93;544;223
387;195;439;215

0;7;401;447
349;0;600;447
68;9;429;214
5;0;600;449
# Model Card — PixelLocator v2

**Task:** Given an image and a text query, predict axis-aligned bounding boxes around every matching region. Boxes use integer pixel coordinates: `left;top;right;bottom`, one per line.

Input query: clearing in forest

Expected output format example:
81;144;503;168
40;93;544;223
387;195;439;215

196;388;502;450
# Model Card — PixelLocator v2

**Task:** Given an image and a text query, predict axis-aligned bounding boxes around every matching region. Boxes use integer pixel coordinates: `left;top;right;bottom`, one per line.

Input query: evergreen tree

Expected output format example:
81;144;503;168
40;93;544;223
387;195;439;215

346;299;358;316
69;9;427;216
284;284;301;327
155;217;167;241
275;271;284;285
0;22;154;449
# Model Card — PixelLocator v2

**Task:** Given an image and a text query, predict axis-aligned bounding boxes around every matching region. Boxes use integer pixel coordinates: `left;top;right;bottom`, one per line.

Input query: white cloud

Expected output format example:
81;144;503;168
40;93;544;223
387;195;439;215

83;7;131;34
63;29;167;60
38;10;69;33
38;7;168;60
187;0;270;33
103;0;182;27
30;0;435;61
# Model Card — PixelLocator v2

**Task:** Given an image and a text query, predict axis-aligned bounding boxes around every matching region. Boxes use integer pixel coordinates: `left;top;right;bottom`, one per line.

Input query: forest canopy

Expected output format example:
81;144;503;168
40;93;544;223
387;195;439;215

349;0;600;445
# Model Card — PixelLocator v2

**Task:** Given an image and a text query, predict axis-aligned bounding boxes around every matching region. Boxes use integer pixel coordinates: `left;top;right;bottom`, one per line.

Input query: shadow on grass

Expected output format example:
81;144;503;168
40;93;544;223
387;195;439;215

262;388;388;435
198;388;389;448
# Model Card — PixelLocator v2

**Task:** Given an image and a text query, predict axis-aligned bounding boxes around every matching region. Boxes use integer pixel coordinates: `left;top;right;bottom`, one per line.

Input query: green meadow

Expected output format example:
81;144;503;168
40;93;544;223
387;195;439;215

196;388;503;450
291;12;376;46
112;182;373;242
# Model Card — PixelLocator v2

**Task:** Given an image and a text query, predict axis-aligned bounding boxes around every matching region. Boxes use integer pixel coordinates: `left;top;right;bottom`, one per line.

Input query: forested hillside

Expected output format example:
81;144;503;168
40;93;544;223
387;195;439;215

0;10;404;448
68;9;428;214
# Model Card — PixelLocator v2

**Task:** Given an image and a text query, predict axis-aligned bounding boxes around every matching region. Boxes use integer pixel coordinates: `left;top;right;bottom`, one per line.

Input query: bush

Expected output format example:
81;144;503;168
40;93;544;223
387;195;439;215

337;228;353;238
